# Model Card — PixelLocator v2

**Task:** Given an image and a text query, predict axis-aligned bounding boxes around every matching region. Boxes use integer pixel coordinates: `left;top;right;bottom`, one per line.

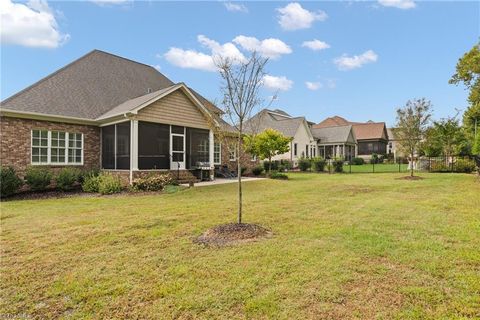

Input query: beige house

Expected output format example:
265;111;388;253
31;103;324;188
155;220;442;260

244;109;317;166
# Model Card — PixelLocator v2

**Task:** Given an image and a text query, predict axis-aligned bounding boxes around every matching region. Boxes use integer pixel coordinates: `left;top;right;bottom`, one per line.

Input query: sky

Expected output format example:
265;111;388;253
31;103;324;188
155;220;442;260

1;0;479;126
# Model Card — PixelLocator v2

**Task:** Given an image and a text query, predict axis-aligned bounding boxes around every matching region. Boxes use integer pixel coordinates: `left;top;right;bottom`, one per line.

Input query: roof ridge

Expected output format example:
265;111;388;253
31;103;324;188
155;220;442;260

1;50;98;104
92;49;161;71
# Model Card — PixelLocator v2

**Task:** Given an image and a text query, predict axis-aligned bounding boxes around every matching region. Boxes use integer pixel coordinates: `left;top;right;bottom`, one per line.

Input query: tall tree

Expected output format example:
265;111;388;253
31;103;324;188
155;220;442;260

245;129;291;173
215;52;268;224
394;98;432;177
428;116;468;158
450;42;480;153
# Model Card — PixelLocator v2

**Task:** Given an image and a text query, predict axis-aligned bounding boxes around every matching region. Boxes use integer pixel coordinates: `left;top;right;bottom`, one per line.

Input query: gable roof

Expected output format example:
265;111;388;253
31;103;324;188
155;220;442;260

311;125;355;144
1;49;222;120
244;109;308;138
313;116;350;128
352;122;388;140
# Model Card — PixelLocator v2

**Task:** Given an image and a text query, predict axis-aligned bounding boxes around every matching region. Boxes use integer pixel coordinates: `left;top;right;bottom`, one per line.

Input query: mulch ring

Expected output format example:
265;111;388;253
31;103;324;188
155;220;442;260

396;176;425;181
194;223;272;247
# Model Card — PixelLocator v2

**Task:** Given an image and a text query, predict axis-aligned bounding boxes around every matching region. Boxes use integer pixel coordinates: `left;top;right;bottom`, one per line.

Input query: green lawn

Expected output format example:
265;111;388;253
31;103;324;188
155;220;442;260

1;173;479;319
343;163;409;173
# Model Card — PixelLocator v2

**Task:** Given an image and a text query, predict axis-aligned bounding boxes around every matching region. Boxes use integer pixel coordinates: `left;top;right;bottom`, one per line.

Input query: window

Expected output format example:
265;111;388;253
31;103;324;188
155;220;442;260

31;130;83;165
305;145;309;158
138;122;169;170
214;142;221;164
294;143;297;156
229;148;236;161
251;154;257;162
31;130;48;164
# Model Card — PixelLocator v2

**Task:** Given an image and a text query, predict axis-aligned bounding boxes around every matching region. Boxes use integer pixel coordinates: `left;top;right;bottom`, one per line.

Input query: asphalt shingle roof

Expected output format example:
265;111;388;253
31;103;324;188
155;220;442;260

311;125;354;144
244;109;304;137
1;50;222;120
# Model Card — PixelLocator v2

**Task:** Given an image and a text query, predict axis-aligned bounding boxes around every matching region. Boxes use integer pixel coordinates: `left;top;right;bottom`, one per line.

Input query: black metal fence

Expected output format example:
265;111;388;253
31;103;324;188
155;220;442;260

335;156;477;174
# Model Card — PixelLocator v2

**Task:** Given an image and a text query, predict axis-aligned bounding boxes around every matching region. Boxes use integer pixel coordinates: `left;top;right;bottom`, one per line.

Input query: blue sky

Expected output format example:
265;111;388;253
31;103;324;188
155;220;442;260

1;0;479;126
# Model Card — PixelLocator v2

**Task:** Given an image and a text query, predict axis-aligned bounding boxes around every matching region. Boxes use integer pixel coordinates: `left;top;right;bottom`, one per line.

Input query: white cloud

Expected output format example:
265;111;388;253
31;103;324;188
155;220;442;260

233;35;292;59
263;75;293;91
197;35;246;62
0;0;70;48
224;2;248;13
164;48;216;72
305;81;322;90
378;0;416;9
334;50;378;71
277;2;327;31
302;39;330;51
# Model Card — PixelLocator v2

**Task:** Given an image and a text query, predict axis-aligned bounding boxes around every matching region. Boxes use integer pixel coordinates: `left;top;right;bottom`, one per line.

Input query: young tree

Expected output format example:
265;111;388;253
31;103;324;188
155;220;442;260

430;116;468;158
394;98;432;177
215;52;268;224
245;129;291;173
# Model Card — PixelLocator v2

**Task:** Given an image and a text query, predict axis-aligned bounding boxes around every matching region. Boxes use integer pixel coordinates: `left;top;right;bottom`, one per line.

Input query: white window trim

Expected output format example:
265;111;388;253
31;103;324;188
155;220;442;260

229;148;236;162
251;154;257;162
213;142;222;165
30;129;84;166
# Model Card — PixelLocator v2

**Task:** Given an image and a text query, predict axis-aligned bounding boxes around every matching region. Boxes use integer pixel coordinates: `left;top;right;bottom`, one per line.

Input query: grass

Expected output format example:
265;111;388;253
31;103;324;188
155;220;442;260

1;173;479;319
343;163;409;173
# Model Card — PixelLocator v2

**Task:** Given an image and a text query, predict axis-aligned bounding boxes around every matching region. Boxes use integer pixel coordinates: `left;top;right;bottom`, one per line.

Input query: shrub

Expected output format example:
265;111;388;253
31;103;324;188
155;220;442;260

351;157;364;165
263;160;278;172
25;166;52;191
332;159;344;173
240;167;248;176
312;157;326;172
298;158;311;172
280;159;293;171
269;171;288;180
132;174;173;192
97;174;123;195
430;161;450;172
82;175;100;193
277;164;285;172
252;166;264;176
0;167;23;198
55;167;81;191
455;159;476;173
79;168;100;183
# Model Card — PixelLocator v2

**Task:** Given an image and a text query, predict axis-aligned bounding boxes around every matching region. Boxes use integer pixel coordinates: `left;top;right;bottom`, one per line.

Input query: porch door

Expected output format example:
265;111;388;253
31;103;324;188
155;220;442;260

170;126;185;170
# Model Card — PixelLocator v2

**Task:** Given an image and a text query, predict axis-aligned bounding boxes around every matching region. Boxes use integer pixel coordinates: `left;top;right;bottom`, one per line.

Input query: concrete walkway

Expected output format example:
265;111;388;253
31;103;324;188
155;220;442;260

181;177;266;188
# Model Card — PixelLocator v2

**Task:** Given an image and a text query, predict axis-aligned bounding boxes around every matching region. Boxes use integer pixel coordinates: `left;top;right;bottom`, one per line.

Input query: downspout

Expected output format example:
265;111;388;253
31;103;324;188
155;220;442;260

125;113;133;186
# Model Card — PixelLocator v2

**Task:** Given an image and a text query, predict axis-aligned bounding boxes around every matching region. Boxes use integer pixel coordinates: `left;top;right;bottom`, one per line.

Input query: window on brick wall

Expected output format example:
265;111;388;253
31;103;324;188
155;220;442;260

31;129;83;165
214;142;221;165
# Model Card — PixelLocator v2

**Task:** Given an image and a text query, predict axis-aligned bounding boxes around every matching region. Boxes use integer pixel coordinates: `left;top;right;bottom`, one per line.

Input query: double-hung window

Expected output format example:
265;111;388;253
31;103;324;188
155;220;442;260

214;142;221;165
229;148;236;161
31;129;83;165
31;130;49;164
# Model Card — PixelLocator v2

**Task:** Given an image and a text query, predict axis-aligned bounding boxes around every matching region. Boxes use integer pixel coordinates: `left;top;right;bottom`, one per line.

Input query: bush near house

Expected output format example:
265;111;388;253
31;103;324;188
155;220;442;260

82;175;101;193
132;174;173;192
55;168;81;191
268;171;288;180
298;158;311;172
332;159;344;173
351;157;365;165
97;174;123;195
312;157;326;172
263;161;278;172
252;166;264;176
0;167;23;198
25;167;52;191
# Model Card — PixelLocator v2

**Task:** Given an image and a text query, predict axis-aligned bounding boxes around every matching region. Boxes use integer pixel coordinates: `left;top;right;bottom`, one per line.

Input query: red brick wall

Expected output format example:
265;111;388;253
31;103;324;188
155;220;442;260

0;116;100;176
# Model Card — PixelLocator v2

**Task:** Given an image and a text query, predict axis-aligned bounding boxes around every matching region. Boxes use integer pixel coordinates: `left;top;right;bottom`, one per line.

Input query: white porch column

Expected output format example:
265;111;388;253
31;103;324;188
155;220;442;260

209;129;214;180
129;119;139;184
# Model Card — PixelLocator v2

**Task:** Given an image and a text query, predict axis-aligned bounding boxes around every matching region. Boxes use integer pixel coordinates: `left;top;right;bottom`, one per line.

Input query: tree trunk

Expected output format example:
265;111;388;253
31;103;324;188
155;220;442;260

268;155;272;173
410;151;414;177
237;126;242;224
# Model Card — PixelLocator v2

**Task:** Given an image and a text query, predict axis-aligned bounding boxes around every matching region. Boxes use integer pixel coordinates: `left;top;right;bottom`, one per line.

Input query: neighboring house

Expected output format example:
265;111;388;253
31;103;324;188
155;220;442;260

0;50;254;184
387;128;403;160
244;109;317;165
311;125;357;161
314;116;389;159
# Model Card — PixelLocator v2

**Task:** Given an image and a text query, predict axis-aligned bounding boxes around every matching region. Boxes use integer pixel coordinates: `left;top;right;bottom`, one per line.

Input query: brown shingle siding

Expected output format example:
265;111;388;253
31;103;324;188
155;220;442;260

0;116;100;176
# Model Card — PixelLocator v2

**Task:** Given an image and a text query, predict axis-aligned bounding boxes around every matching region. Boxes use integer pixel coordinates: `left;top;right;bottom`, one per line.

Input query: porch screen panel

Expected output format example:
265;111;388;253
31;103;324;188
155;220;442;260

186;128;209;168
138;121;169;169
101;125;115;169
116;122;130;169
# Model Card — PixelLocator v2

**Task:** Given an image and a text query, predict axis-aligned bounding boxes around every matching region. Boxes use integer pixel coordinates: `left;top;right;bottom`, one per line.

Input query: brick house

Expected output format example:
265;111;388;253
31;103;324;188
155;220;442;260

0;50;257;184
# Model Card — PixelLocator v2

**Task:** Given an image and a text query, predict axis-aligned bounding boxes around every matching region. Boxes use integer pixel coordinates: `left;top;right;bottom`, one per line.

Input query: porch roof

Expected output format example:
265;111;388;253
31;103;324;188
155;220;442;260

312;125;355;144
